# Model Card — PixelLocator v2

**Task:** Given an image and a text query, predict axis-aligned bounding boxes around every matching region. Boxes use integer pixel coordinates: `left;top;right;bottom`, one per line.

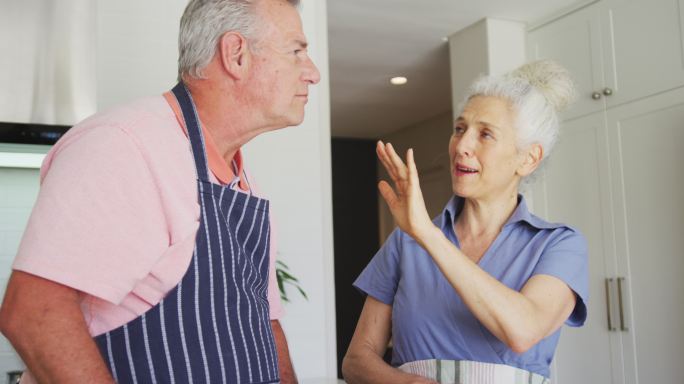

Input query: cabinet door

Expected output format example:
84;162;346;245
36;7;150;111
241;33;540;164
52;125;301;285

528;5;607;120
529;112;617;384
601;0;684;107
606;87;684;384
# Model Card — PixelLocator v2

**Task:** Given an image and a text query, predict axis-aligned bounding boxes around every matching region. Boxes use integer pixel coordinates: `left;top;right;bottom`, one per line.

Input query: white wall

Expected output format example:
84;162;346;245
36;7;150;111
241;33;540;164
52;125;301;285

449;18;526;115
0;0;96;125
96;0;187;110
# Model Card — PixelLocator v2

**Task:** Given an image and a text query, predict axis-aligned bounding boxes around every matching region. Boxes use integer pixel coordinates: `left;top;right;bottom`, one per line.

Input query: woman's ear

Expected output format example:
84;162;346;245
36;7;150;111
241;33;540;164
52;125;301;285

218;31;250;79
518;143;543;177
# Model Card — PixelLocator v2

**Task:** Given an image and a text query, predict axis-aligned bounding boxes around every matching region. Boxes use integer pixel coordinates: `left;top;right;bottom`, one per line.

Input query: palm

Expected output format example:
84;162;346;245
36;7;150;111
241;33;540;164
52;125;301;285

376;141;433;239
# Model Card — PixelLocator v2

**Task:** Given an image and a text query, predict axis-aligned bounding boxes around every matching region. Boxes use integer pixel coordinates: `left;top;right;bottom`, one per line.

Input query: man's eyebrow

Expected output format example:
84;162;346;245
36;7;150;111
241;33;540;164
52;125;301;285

294;39;308;48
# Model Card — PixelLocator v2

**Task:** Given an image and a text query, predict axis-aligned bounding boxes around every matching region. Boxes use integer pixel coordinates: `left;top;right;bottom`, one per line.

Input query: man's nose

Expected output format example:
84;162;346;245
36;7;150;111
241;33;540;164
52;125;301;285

303;57;321;85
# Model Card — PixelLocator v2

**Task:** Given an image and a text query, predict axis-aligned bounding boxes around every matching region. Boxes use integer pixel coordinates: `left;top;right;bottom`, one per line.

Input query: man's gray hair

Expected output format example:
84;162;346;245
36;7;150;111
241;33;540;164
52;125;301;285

178;0;300;80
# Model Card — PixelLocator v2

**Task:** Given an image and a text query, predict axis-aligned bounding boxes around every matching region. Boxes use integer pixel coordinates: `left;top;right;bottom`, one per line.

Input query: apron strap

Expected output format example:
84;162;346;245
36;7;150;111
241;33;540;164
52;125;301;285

171;82;210;182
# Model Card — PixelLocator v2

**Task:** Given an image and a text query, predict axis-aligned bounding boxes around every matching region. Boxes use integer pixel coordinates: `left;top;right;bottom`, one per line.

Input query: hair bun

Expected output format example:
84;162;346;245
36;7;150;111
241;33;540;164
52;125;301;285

510;59;576;112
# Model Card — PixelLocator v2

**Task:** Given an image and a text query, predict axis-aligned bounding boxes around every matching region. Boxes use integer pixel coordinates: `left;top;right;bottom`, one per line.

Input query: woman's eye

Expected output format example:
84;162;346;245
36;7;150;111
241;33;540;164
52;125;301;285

454;126;465;134
481;131;493;139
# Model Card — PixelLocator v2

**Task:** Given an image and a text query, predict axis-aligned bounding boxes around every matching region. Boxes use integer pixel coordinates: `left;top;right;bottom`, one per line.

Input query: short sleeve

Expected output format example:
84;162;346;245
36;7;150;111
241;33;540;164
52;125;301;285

532;228;589;326
352;228;403;305
13;125;170;305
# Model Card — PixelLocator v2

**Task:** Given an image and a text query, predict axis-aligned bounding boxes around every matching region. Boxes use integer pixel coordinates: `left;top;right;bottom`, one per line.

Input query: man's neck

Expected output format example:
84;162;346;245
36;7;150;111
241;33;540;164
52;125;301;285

186;80;258;165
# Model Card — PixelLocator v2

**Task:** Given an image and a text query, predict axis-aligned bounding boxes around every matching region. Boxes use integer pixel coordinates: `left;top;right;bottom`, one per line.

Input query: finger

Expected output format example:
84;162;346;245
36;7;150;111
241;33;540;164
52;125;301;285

407;148;419;181
386;143;408;179
377;180;398;208
377;146;401;187
376;141;393;175
377;141;402;183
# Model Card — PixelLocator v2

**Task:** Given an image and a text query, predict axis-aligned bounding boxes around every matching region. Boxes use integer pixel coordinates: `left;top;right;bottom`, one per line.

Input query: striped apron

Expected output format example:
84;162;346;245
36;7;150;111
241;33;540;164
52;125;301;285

399;360;550;384
93;83;280;384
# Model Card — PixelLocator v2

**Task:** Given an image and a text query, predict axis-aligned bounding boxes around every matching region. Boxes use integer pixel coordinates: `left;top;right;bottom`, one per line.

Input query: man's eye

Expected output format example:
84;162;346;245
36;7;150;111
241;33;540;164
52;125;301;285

454;126;465;134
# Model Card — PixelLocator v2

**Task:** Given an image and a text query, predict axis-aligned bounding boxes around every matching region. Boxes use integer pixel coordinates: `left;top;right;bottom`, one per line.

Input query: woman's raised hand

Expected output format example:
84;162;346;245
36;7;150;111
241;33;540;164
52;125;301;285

376;141;435;240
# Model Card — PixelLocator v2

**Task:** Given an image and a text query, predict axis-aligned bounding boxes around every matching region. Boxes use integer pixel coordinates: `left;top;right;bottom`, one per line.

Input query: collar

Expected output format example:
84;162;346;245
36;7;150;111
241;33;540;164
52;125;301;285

163;91;247;189
442;194;564;230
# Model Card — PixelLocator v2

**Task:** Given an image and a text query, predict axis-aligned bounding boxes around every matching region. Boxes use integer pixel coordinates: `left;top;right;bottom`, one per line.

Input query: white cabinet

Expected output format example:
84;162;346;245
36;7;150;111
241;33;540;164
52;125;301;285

532;112;617;384
532;85;684;384
528;1;684;383
601;0;684;108
604;88;684;384
528;4;607;120
528;0;684;119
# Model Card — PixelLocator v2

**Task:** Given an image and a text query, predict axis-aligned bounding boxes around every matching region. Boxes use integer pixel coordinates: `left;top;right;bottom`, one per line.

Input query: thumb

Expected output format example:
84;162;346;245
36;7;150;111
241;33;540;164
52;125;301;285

378;180;398;207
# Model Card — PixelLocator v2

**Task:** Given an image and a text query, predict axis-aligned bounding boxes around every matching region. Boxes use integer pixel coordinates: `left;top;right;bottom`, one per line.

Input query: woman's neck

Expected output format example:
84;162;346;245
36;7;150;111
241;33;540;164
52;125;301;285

455;191;519;239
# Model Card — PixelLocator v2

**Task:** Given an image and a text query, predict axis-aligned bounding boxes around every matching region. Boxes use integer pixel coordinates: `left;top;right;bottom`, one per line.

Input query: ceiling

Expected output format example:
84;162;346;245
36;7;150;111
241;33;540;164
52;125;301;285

327;0;583;139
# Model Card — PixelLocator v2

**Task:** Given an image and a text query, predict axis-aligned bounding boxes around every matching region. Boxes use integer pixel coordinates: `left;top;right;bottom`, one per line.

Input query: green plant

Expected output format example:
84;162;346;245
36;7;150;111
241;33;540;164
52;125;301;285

275;260;308;302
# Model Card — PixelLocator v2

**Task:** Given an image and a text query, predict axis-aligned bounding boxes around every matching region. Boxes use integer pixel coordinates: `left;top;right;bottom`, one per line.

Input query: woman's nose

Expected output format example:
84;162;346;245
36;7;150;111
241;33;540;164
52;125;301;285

454;133;475;157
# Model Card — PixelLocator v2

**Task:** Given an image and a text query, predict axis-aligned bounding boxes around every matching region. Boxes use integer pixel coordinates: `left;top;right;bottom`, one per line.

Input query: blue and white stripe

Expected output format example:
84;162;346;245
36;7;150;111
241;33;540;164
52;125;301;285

94;83;280;383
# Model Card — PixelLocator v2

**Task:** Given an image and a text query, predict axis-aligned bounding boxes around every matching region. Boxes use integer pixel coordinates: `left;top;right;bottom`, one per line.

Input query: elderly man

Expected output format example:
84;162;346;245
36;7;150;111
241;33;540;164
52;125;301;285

0;0;320;382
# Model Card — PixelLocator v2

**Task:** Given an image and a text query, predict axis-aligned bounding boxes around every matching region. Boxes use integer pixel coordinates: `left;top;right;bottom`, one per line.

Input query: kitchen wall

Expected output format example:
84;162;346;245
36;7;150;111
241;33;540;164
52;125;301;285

0;0;96;125
0;0;336;381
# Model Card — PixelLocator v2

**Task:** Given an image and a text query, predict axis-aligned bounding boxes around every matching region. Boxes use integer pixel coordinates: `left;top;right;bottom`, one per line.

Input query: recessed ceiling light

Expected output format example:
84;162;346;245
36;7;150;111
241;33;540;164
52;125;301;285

390;76;408;85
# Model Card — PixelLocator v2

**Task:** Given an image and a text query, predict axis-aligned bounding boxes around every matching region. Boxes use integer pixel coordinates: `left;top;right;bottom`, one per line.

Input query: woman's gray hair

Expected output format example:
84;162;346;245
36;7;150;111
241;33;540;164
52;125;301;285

178;0;300;80
457;59;576;169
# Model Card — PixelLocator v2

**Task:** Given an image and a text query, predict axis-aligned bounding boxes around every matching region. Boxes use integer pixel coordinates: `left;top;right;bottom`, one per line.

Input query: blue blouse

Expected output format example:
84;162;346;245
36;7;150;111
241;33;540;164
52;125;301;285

353;195;588;378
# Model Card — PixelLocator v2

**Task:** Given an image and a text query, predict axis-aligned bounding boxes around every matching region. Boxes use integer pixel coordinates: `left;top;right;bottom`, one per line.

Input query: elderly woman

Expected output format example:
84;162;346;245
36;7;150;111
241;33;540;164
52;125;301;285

342;60;588;384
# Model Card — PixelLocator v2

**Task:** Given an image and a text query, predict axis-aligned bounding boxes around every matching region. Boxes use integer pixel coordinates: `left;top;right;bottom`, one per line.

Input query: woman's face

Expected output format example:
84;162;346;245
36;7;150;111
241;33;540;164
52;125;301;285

449;96;536;202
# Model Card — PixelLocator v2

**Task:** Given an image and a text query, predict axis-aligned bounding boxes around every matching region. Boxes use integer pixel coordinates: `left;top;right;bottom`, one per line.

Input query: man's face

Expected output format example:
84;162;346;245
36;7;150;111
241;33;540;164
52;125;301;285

247;0;320;129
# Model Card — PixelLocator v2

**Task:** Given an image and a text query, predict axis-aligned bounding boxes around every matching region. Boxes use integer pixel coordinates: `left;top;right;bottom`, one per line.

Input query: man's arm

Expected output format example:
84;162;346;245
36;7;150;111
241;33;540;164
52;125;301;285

0;271;114;383
271;319;297;384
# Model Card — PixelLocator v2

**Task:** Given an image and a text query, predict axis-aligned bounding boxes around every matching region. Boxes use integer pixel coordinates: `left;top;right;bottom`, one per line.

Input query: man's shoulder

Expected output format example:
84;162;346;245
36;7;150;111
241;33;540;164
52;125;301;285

73;95;176;136
50;95;185;156
42;94;191;178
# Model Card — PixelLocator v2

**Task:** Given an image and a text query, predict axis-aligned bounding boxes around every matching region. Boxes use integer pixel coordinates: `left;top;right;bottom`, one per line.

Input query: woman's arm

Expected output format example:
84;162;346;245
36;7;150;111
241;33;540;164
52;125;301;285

419;228;575;353
342;296;437;384
376;141;576;353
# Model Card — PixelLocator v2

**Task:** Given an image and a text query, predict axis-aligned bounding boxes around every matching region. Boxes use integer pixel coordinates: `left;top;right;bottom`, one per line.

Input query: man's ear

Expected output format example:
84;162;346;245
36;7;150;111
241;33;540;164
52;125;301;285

518;143;543;177
218;32;250;79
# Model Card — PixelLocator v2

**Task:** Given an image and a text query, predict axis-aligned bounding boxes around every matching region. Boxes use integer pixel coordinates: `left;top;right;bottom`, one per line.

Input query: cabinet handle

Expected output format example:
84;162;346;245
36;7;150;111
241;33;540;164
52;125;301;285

605;278;616;331
592;92;602;100
617;277;628;331
602;87;613;96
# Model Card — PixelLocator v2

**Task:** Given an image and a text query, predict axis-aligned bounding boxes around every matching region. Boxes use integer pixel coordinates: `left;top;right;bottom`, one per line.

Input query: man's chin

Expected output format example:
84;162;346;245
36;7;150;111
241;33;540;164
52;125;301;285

286;113;306;127
266;111;306;130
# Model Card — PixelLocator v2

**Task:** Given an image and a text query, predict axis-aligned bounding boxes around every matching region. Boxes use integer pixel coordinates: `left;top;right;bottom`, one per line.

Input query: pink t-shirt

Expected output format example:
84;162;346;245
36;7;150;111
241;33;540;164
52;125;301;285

13;95;284;340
